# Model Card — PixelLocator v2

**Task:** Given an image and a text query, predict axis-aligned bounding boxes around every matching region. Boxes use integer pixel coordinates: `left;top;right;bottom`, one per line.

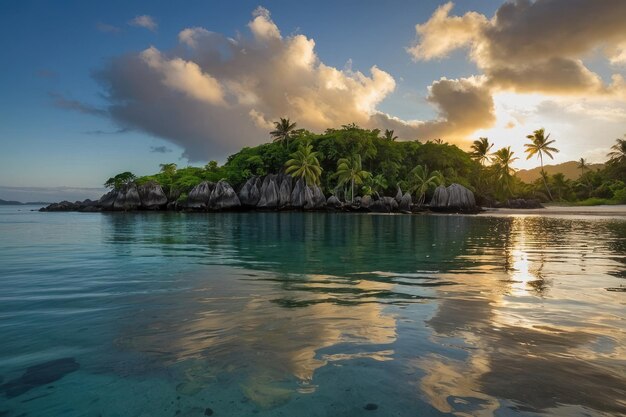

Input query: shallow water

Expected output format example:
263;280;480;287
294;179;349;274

0;206;625;416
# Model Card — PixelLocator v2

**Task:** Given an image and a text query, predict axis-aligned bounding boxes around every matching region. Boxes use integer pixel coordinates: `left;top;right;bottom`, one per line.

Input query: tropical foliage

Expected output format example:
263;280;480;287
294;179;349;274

284;142;323;186
105;121;624;207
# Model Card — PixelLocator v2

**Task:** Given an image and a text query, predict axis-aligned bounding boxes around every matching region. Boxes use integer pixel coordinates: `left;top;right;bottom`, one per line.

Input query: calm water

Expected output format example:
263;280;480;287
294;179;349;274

0;206;625;417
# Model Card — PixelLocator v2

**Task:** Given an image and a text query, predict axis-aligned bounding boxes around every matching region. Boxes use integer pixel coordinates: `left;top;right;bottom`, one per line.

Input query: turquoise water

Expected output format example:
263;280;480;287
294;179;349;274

0;206;625;416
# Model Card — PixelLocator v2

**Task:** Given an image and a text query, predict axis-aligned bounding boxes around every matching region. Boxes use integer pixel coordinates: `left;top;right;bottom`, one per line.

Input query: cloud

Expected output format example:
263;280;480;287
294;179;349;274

150;145;173;153
88;8;492;160
129;15;157;31
97;22;122;33
84;128;130;135
409;0;626;96
49;92;107;116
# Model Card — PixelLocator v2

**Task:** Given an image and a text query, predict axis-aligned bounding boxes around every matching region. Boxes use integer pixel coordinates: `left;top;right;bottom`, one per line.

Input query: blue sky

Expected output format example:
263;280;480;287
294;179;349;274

1;0;625;201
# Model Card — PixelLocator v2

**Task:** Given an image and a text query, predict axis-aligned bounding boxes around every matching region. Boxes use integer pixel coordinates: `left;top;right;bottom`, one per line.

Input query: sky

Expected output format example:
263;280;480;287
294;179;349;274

1;0;625;201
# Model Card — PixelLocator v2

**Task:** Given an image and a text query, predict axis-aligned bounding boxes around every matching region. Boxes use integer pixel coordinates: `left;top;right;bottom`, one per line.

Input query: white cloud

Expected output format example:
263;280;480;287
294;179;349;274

129;15;157;32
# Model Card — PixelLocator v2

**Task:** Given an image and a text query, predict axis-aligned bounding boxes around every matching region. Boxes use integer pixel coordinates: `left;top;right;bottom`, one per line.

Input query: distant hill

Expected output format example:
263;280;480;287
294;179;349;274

517;161;605;183
0;198;49;205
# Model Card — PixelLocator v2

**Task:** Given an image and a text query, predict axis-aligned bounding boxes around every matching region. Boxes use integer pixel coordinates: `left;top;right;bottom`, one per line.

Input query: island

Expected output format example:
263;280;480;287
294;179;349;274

40;123;626;214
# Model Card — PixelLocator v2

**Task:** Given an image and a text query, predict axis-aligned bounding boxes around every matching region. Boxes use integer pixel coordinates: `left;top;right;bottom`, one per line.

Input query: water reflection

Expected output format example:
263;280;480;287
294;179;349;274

100;212;626;415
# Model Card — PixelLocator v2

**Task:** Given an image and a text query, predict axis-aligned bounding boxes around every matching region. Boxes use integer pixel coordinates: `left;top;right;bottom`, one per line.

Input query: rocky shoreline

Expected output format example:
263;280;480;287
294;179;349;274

40;174;493;214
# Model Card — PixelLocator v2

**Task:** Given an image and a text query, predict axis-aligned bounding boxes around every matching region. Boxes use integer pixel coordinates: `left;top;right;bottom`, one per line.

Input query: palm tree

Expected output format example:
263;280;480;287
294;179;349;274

284;143;323;186
159;163;177;176
362;174;388;196
270;118;297;147
334;154;371;202
577;158;587;178
493;146;518;197
383;129;398;141
407;165;444;206
607;136;626;164
525;128;559;200
470;137;494;166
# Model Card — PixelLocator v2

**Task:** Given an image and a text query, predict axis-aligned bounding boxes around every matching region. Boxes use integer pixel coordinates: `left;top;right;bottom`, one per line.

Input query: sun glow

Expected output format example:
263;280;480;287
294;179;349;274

472;92;560;170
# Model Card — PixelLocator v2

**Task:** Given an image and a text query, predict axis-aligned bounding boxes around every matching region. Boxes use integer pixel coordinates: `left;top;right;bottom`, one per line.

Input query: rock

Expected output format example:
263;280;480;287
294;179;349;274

238;176;261;207
383;196;398;211
364;403;378;411
209;180;241;210
138;182;168;209
312;185;326;208
430;183;476;211
290;179;306;208
113;184;141;211
303;186;316;210
498;198;543;209
187;182;215;209
257;178;279;209
430;185;448;208
395;186;403;203
1;357;80;398
327;195;342;209
278;175;293;208
99;190;118;210
399;192;412;212
361;195;372;209
204;408;214;416
369;199;390;213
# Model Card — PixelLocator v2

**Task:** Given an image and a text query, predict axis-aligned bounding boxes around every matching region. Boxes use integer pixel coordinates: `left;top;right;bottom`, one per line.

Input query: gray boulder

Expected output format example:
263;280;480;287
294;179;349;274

303;186;316;210
257;178;279;208
312;185;326;208
395;186;403;203
99;190;118;210
278;175;293;207
238;176;261;207
187;181;214;208
430;185;448;208
360;195;372;209
326;195;342;209
113;184;141;211
369;198;390;213
430;183;476;211
290;178;306;208
138;182;168;209
383;196;399;211
209;180;241;210
399;192;412;212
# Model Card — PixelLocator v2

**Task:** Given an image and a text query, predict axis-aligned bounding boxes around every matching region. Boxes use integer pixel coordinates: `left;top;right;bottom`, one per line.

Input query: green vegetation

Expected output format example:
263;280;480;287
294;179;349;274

106;123;626;207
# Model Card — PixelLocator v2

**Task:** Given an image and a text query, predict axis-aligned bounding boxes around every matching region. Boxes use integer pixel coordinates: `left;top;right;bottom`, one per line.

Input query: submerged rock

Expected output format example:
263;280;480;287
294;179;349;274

187;181;214;209
209;180;241;210
1;357;80;398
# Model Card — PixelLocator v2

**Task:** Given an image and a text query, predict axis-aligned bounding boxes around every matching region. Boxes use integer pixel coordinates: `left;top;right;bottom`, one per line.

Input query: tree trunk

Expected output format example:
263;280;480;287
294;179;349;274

540;154;553;201
351;178;355;203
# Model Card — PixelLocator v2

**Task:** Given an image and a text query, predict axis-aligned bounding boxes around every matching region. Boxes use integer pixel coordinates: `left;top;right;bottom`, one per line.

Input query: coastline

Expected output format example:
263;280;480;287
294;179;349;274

478;204;626;217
